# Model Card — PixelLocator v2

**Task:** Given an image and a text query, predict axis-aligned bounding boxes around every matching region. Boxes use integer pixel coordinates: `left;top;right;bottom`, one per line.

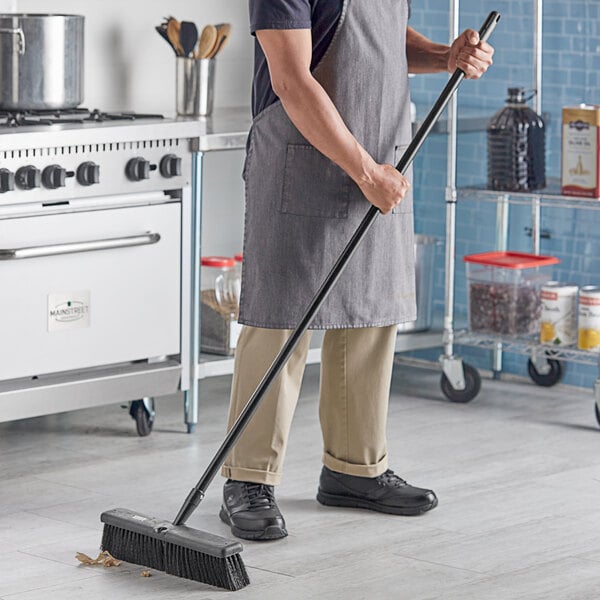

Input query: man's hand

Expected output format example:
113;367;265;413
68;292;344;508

356;164;410;215
447;29;494;79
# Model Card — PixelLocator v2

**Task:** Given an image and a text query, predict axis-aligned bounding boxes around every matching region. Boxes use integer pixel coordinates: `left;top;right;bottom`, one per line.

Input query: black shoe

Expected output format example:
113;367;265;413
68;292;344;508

219;479;288;541
316;466;438;516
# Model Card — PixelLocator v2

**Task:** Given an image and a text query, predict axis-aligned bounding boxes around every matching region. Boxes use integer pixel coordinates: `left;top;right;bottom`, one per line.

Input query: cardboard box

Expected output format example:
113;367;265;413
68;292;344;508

561;105;600;198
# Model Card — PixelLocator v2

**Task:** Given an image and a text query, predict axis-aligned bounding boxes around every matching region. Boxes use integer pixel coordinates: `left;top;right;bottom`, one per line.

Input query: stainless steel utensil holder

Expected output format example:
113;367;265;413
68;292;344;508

176;57;215;117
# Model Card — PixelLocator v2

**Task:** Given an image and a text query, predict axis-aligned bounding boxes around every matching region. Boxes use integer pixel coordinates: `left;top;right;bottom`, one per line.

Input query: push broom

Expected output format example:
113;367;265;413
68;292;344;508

100;11;500;591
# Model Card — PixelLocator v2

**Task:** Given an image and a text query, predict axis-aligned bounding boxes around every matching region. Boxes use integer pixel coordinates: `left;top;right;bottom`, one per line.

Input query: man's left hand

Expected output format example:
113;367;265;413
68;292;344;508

448;29;494;79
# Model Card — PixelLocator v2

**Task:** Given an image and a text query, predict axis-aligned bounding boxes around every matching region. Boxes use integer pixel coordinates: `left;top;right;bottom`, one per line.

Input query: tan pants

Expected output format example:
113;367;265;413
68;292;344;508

221;324;398;485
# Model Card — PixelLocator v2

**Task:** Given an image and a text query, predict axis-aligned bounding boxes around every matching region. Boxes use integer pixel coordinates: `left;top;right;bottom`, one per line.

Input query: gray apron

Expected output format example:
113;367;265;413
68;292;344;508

239;0;415;330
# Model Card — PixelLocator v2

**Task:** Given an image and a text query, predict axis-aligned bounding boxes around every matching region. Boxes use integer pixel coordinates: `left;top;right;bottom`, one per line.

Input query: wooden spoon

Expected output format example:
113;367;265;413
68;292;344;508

207;23;232;59
166;18;184;56
195;24;218;59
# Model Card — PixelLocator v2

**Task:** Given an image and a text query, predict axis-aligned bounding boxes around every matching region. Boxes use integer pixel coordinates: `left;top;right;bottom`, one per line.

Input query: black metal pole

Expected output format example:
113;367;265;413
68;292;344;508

173;10;501;527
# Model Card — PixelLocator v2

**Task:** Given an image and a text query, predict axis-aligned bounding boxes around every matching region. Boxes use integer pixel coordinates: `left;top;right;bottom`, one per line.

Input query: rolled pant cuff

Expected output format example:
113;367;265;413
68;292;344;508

322;452;388;478
221;465;282;486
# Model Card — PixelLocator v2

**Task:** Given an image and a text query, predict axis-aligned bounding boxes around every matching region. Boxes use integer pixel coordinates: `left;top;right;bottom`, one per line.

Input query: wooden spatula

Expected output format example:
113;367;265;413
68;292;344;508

166;18;184;56
207;23;232;59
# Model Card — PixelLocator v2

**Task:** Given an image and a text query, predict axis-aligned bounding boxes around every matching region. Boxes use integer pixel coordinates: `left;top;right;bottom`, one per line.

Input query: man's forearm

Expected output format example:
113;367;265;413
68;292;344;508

406;27;450;74
275;74;376;187
255;27;410;214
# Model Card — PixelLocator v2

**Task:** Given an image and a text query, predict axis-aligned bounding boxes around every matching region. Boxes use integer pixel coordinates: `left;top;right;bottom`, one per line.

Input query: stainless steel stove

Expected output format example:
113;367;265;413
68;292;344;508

0;111;195;433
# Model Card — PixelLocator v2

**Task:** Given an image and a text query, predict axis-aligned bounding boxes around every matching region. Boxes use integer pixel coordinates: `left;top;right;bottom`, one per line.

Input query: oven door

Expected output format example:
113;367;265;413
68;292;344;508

0;201;181;381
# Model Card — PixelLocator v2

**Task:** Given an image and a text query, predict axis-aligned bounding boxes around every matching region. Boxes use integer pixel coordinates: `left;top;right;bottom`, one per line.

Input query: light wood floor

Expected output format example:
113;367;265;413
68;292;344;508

1;361;600;599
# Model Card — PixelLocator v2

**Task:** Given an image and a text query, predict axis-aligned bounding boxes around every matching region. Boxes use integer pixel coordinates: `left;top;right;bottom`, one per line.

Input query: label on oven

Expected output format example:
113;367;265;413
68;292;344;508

48;291;91;332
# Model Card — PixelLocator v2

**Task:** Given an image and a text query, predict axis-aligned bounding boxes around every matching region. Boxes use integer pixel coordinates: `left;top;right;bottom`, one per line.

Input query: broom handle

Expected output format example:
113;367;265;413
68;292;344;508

174;11;501;527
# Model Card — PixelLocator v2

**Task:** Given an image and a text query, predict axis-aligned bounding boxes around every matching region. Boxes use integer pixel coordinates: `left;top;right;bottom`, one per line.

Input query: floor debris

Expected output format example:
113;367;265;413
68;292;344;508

75;550;122;567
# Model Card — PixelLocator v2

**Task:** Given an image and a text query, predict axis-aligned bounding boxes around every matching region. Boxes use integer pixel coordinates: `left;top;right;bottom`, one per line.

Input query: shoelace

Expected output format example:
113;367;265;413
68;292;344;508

244;482;277;510
376;469;407;487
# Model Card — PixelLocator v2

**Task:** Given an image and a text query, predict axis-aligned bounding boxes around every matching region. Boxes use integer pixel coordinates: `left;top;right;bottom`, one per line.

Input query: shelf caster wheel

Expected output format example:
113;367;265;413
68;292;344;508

527;357;563;387
594;403;600;429
440;363;481;403
129;398;155;437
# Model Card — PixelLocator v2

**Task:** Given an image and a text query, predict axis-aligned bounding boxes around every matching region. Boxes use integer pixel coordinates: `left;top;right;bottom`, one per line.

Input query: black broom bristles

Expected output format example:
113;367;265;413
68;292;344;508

100;509;250;591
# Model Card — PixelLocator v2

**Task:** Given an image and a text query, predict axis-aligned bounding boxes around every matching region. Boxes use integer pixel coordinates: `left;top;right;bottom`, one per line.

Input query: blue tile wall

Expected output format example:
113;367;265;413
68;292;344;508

407;0;600;389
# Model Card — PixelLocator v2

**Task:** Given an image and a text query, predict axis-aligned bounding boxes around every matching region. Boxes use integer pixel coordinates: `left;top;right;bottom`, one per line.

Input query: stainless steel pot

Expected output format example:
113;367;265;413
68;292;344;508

0;14;84;110
398;235;438;333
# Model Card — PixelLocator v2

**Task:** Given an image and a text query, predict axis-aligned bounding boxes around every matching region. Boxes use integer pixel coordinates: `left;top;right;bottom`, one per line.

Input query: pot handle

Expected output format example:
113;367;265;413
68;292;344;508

0;28;25;55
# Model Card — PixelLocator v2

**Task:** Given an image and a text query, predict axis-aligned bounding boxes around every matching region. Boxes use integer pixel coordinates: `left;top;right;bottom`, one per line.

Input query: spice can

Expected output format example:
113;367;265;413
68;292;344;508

540;282;578;345
578;286;600;352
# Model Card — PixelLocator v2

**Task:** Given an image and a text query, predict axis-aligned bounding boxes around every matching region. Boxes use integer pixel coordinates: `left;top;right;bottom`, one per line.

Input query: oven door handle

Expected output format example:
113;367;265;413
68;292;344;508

0;232;161;260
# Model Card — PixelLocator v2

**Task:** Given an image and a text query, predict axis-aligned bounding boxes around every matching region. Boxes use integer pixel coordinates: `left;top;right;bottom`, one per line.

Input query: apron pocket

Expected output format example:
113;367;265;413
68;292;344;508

392;144;413;215
281;144;350;219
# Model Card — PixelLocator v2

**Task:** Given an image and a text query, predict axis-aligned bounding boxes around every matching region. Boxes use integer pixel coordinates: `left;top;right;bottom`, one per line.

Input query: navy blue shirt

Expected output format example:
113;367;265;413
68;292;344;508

249;1;411;117
249;0;342;117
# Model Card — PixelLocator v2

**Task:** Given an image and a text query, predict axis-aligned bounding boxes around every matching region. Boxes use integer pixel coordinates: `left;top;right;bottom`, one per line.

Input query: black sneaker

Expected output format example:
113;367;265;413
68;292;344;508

219;479;288;541
316;466;438;516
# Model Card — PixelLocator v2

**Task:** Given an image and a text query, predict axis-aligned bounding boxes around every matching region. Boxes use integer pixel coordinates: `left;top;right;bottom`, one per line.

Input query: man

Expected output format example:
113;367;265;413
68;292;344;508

219;0;494;541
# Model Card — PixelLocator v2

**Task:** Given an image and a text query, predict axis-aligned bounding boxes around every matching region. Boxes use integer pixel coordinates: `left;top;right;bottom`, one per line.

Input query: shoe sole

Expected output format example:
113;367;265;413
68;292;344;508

316;490;439;516
219;507;288;541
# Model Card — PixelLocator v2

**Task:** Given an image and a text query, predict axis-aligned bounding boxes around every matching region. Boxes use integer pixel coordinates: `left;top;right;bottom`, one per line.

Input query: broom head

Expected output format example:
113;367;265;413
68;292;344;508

101;508;249;591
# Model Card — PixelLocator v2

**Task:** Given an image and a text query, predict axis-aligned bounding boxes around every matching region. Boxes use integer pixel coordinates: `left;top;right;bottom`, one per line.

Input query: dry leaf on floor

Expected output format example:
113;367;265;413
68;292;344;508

75;552;97;565
75;550;121;567
99;550;122;567
141;570;152;577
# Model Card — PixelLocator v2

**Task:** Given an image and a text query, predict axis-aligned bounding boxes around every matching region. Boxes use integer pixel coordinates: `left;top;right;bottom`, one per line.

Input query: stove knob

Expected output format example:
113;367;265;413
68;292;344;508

42;165;67;190
77;161;100;186
160;154;182;178
0;168;15;193
126;157;150;182
15;165;41;190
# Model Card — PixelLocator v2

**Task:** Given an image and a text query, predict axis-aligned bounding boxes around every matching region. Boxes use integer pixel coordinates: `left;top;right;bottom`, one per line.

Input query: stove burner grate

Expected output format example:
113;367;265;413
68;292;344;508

0;108;164;127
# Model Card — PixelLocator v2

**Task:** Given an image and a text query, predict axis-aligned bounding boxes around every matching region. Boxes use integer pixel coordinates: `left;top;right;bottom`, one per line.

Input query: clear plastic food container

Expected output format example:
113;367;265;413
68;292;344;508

464;251;560;335
233;252;243;282
200;256;241;355
201;256;239;315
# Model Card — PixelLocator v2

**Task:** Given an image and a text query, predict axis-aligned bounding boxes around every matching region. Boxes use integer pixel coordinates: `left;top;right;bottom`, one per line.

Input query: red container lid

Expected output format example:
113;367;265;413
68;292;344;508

463;251;560;269
201;256;235;268
234;253;243;263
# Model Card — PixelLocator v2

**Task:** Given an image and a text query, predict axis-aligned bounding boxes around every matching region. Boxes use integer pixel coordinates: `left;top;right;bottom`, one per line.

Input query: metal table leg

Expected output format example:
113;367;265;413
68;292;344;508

184;151;204;433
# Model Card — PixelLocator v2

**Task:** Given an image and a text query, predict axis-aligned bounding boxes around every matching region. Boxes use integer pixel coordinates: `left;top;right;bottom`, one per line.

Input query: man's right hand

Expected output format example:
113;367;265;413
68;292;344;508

356;163;410;215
